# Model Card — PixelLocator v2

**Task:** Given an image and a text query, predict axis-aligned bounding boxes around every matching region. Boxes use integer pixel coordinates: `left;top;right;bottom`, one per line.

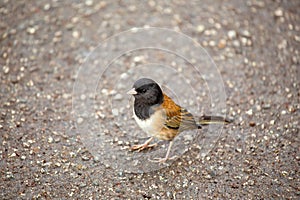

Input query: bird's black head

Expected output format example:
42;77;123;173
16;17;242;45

127;78;163;106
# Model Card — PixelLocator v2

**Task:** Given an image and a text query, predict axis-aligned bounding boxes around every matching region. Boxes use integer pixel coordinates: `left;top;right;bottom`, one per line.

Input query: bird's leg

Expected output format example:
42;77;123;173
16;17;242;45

150;140;177;163
131;137;157;152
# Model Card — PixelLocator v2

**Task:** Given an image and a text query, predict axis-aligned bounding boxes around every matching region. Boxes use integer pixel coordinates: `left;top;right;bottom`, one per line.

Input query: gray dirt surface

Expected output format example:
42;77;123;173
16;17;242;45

1;0;299;199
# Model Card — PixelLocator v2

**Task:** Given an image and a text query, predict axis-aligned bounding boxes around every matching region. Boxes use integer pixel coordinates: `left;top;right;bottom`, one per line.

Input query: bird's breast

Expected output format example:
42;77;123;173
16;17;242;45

133;109;177;141
133;109;164;133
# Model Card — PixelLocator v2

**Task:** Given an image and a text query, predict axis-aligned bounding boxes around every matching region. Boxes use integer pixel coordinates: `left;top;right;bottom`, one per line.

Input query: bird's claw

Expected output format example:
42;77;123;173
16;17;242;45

131;143;157;152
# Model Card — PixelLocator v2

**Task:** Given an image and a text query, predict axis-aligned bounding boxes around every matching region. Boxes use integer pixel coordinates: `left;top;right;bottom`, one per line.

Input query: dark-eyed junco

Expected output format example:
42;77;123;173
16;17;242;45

127;78;232;162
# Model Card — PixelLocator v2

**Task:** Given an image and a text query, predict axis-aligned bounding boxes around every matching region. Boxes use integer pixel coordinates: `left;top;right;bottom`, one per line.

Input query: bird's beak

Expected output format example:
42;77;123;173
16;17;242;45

127;88;137;95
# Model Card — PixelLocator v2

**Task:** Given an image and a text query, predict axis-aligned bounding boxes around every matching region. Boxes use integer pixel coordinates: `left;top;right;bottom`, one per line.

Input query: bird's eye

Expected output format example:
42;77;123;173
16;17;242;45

141;88;147;93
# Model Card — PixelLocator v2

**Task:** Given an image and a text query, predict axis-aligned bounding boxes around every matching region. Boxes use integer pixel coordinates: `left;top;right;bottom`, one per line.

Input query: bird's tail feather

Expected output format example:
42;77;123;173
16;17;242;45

198;115;232;126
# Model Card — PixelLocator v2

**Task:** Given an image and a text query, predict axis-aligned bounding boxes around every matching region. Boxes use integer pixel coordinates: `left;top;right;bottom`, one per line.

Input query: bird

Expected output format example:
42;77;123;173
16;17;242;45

127;78;232;163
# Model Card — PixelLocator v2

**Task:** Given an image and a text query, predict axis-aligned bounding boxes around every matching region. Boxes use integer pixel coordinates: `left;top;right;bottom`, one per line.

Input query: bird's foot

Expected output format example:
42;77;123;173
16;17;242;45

131;143;157;152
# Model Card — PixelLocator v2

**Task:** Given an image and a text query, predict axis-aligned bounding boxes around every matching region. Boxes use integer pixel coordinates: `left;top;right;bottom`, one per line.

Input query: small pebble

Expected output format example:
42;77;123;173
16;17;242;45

85;0;93;6
246;109;253;116
9;153;17;158
241;37;248;46
23;142;30;148
79;182;87;188
3;66;9;74
72;31;80;38
128;5;137;12
108;90;117;95
148;0;156;7
80;94;86;100
48;137;53;143
120;73;129;80
6;172;14;179
93;180;99;186
249;121;256;127
111;108;119;116
43;3;51;10
218;39;227;49
274;8;283;17
241;30;251;38
288;106;295;113
77;117;84;124
233;40;240;47
248;180;255;186
133;56;143;63
208;40;216;47
256;105;261;111
228;30;237;40
262;104;271;109
93;155;100;163
281;171;288;176
196;25;205;33
54;162;61;167
26;27;36;34
235;148;242;153
82;155;90;161
101;88;108;95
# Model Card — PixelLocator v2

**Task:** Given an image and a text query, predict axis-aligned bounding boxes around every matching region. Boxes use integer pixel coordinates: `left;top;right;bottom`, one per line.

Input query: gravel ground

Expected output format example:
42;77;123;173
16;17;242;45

1;0;299;199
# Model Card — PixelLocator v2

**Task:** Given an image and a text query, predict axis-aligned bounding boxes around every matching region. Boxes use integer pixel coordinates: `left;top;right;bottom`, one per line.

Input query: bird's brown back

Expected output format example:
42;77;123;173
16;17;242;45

161;94;198;133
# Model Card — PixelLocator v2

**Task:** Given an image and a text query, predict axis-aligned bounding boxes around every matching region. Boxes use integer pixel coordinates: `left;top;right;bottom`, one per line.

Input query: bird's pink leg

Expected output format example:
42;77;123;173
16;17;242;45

131;137;157;152
150;141;177;163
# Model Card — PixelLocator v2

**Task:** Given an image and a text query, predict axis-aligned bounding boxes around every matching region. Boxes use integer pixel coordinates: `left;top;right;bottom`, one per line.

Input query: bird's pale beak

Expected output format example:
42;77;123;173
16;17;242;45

127;88;137;95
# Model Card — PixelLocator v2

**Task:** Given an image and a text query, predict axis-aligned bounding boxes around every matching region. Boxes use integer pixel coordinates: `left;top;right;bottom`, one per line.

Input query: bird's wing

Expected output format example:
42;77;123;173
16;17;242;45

162;94;197;130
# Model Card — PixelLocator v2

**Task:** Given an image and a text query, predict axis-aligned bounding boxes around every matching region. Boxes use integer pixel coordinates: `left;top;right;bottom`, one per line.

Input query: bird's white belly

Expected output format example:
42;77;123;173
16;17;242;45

133;109;165;136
